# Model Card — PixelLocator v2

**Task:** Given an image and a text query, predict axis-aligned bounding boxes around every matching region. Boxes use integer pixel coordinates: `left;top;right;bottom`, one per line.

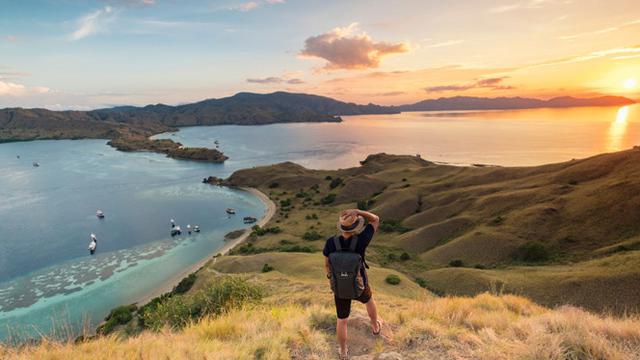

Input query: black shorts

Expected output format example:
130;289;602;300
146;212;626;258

334;286;372;319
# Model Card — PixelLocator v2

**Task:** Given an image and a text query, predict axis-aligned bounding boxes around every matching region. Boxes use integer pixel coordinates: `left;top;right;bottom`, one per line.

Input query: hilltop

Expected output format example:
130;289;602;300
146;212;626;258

219;148;640;313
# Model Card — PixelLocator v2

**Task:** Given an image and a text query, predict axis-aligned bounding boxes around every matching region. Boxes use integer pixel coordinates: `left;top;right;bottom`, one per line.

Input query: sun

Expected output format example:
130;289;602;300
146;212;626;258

624;78;637;90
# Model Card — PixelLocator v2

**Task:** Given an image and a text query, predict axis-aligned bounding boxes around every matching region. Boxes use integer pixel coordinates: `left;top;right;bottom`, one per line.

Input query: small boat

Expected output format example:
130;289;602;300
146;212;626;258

16;155;20;159
187;224;192;234
96;210;105;219
170;219;176;228
171;226;182;236
33;162;39;167
243;216;257;224
193;225;200;233
226;208;236;215
89;233;97;255
214;140;219;145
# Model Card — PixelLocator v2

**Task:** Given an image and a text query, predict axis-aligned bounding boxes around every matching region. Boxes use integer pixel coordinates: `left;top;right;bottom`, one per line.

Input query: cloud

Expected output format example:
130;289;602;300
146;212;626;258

69;6;116;41
489;0;563;14
425;77;515;93
5;35;18;43
246;76;283;84
528;45;640;68
300;23;409;70
0;79;49;96
559;17;640;40
286;78;304;84
424;40;464;48
246;76;304;85
230;0;283;12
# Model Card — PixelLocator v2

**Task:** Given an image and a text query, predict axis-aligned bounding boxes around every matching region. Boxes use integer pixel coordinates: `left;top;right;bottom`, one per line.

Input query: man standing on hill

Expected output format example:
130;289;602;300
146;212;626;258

324;208;381;359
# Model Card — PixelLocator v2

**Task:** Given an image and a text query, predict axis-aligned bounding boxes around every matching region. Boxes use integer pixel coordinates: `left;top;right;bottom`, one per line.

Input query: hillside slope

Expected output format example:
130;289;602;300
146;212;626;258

2;256;639;359
220;148;640;313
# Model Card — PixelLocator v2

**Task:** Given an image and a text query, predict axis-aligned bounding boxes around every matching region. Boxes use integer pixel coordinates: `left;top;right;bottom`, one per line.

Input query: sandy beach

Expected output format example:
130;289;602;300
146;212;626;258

132;186;275;306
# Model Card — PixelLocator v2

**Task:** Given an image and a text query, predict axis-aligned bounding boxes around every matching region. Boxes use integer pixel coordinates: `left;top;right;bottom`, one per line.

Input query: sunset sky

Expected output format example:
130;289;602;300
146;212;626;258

0;0;639;109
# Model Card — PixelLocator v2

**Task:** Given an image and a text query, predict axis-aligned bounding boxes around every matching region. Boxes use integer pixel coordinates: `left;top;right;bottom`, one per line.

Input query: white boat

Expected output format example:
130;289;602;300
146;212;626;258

33;162;39;167
194;225;200;233
89;233;97;254
171;226;182;236
96;210;105;219
187;224;192;234
243;216;257;224
226;208;236;215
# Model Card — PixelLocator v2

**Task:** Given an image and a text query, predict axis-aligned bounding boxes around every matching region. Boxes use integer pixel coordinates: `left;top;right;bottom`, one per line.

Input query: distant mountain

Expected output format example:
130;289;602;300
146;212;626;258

88;91;399;127
399;95;635;111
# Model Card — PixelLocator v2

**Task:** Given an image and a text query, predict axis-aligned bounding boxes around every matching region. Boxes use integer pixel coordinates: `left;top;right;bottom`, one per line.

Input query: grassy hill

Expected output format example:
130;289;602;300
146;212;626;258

2;258;638;359
219;148;640;313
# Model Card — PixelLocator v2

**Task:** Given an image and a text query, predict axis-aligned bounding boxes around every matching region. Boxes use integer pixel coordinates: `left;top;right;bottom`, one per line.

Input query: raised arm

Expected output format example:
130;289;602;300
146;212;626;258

343;209;380;232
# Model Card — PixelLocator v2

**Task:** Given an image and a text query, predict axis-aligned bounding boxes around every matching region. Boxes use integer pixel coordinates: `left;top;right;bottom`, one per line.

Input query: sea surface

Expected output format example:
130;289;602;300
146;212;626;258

1;104;639;342
158;105;640;168
0;140;266;342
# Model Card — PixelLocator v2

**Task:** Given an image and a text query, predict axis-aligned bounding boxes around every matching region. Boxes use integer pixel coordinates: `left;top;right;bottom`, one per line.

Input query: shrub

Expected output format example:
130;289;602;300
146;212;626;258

142;277;262;331
324;175;332;180
321;194;336;204
279;198;292;207
98;304;138;334
303;230;322;241
250;226;282;237
514;241;549;262
329;177;344;189
357;199;376;211
379;219;410;233
269;182;279;188
385;274;401;285
295;191;309;198
262;263;274;273
305;213;319;220
400;252;411;261
387;253;397;261
173;273;197;294
474;264;487;270
415;277;428;288
449;259;464;267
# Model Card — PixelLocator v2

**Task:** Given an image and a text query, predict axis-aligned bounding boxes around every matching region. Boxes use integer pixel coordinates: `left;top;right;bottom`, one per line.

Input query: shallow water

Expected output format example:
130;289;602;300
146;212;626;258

157;105;640;168
0;140;266;341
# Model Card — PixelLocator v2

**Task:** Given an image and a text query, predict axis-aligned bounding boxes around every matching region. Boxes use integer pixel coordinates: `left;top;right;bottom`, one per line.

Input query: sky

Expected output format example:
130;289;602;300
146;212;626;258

0;0;639;109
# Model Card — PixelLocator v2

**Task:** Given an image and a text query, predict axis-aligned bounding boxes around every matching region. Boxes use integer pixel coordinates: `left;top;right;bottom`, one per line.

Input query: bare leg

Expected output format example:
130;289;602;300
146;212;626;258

365;297;380;333
337;318;348;356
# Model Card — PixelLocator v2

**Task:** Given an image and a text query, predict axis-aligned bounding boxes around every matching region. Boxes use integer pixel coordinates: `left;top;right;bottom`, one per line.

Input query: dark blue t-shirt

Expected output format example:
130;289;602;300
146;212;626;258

322;224;375;261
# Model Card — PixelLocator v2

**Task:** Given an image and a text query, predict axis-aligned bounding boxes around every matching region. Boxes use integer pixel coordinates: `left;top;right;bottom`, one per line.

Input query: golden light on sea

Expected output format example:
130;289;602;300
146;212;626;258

607;106;630;152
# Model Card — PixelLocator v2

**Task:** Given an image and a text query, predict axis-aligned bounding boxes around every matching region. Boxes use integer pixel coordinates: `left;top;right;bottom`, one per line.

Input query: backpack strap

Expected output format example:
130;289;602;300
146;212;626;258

348;235;359;252
333;236;343;251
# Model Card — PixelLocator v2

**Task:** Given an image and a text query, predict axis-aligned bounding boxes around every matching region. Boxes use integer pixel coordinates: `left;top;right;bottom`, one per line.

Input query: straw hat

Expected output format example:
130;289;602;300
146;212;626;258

337;213;366;235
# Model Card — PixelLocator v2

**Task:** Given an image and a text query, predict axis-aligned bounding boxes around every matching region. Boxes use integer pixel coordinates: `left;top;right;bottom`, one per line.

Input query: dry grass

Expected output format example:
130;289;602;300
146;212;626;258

3;286;639;359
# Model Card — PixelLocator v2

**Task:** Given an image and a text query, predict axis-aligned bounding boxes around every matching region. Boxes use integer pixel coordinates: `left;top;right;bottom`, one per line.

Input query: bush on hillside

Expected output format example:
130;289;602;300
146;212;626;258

400;252;411;261
385;274;401;285
379;219;410;233
303;230;322;241
261;263;274;273
514;241;550;262
329;177;343;189
269;182;279;188
98;304;138;335
357;199;375;211
173;273;197;294
449;259;464;267
141;277;263;331
321;194;336;204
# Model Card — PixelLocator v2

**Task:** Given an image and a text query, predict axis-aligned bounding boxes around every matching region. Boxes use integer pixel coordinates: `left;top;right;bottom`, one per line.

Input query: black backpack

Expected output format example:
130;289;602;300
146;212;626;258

328;235;366;299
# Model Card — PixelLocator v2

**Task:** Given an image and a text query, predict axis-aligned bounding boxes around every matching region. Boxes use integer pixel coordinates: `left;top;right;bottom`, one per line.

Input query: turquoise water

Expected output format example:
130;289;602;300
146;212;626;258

0;140;266;342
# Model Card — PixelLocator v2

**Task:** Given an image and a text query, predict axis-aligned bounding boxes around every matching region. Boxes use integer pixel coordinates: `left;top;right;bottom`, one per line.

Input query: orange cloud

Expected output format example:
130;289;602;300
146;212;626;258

300;23;408;70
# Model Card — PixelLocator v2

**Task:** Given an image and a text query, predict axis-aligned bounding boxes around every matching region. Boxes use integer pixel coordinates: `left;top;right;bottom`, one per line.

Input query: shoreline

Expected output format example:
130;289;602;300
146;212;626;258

131;186;275;307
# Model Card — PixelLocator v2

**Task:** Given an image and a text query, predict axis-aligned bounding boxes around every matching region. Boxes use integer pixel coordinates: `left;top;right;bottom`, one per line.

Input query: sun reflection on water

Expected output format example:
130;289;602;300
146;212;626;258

607;106;630;152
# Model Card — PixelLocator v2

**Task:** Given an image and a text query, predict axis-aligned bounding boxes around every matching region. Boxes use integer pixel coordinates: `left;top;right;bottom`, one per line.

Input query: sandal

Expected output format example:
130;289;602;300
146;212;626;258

372;319;381;336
